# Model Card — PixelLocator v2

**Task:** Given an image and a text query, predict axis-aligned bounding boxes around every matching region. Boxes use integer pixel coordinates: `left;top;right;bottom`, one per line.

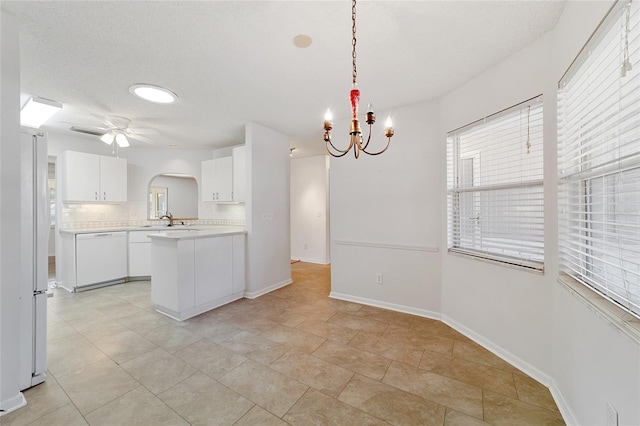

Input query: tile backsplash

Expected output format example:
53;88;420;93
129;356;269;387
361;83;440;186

59;202;246;229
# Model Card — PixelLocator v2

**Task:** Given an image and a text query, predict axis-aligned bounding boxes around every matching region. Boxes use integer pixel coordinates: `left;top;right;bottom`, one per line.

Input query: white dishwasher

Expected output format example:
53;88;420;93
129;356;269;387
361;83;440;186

76;231;127;288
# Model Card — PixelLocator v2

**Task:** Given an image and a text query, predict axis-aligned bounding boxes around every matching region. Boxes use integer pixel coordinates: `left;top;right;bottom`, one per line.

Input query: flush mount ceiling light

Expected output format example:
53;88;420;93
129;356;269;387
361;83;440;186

20;96;63;128
323;0;394;158
129;84;177;104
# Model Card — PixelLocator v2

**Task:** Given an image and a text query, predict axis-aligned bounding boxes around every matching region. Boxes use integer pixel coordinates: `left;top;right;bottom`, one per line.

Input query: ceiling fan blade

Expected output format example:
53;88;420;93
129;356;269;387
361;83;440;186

128;133;155;144
70;126;108;137
128;127;159;135
59;120;107;129
92;114;130;130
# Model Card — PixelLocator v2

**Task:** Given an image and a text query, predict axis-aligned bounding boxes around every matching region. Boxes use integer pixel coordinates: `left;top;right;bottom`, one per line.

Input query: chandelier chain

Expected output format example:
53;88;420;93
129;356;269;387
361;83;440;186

352;0;357;85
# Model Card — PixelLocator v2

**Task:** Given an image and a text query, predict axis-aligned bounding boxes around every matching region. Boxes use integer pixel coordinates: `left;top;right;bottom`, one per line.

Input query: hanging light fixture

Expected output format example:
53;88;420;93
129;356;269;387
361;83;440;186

323;0;394;158
100;131;129;148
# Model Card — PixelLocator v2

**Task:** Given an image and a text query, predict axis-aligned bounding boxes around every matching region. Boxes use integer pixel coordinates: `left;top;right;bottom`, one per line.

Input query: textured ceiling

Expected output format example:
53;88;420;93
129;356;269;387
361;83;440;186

2;1;566;155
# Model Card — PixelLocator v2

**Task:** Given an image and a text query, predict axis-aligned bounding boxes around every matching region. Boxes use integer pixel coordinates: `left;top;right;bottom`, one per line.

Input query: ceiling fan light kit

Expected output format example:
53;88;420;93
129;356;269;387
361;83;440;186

100;131;130;148
115;133;130;147
67;114;158;148
21;96;63;129
323;0;394;159
100;132;115;144
129;83;177;104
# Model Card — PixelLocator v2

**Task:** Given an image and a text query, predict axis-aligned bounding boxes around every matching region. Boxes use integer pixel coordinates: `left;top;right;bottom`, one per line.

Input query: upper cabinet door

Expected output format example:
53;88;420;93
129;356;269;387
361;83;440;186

201;156;233;202
201;158;217;202
60;151;100;202
216;156;233;202
99;156;127;202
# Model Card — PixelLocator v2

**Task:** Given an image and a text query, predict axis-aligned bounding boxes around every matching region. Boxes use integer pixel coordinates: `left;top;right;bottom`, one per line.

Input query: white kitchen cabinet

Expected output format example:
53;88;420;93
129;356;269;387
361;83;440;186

128;230;156;277
150;231;246;321
201;156;233;202
194;237;233;303
59;151;100;202
59;150;127;202
99;155;127;202
232;146;246;202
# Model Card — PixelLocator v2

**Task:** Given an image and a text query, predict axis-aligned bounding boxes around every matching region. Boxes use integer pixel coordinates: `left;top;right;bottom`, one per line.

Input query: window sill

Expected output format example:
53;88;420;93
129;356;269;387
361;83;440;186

448;248;544;275
557;273;640;346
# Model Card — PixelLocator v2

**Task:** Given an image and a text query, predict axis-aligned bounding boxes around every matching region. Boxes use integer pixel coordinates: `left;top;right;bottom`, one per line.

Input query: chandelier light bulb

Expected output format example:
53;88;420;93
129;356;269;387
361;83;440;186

324;109;333;131
384;116;394;138
367;102;374;113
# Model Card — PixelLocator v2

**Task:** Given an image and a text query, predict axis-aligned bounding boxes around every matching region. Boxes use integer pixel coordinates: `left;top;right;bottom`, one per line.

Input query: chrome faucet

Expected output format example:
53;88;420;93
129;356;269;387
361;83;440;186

159;212;174;227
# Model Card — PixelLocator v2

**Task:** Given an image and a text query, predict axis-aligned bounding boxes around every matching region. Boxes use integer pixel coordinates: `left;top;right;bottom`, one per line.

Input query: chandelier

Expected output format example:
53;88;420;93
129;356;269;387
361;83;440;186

323;0;394;158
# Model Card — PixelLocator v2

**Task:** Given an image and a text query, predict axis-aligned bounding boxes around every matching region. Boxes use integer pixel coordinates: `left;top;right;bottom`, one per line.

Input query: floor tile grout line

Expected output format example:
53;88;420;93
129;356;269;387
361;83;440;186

34;264;563;425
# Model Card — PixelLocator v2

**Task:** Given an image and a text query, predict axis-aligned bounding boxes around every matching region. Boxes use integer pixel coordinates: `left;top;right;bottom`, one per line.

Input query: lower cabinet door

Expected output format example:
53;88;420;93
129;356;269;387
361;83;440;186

194;236;233;304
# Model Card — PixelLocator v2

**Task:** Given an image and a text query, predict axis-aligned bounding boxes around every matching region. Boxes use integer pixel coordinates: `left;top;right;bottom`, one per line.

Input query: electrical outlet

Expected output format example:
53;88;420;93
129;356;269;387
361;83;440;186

606;401;618;426
375;273;383;284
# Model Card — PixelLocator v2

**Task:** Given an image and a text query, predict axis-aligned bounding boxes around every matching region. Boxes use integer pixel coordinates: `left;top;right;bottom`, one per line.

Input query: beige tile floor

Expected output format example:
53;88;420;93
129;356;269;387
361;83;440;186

5;262;564;425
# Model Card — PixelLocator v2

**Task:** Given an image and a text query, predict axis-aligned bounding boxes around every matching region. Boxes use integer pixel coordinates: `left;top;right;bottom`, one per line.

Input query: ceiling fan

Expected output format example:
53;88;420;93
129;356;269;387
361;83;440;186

67;115;159;147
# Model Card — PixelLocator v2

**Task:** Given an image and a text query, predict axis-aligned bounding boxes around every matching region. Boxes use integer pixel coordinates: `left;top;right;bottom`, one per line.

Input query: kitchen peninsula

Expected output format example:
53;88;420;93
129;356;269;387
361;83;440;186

149;227;246;321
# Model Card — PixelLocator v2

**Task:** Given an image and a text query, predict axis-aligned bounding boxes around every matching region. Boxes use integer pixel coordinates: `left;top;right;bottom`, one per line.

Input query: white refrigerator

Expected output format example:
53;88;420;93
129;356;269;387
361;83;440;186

19;130;48;390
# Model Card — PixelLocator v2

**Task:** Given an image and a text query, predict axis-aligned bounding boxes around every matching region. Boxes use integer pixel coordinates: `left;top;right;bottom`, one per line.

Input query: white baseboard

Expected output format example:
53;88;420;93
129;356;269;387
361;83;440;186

0;392;26;417
291;257;330;265
441;314;552;387
329;291;441;320
549;380;579;426
244;278;293;299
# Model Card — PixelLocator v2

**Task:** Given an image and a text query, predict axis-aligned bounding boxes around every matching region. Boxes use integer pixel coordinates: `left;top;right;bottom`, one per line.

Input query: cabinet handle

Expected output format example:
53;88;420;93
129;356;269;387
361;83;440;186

95;191;98;200
103;192;107;200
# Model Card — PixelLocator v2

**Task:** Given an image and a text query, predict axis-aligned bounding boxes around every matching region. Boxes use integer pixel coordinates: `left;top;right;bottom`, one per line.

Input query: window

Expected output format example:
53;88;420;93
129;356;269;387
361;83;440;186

447;97;544;271
558;0;640;317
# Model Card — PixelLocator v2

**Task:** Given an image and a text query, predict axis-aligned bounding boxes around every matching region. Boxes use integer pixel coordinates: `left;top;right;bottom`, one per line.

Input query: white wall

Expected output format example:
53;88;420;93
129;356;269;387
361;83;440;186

440;31;553;381
549;2;640;425
245;122;291;297
290;155;330;264
0;10;26;414
330;100;442;317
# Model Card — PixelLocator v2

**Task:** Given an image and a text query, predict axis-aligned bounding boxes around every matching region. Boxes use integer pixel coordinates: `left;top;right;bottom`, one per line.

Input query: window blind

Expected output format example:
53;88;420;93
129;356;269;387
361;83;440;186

447;97;544;270
558;0;640;317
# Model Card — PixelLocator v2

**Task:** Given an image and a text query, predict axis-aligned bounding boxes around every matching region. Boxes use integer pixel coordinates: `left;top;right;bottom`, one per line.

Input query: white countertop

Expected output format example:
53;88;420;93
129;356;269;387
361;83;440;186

148;226;246;241
59;225;245;236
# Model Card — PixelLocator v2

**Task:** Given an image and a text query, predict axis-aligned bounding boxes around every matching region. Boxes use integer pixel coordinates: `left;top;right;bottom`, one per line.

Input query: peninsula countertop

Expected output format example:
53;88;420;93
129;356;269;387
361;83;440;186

148;226;246;241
